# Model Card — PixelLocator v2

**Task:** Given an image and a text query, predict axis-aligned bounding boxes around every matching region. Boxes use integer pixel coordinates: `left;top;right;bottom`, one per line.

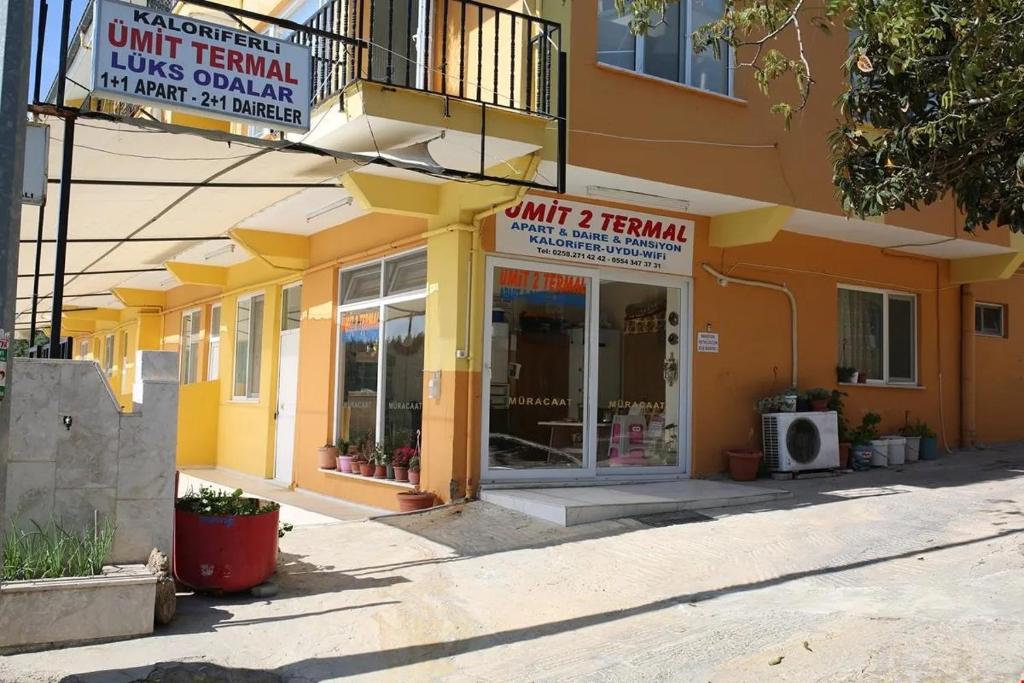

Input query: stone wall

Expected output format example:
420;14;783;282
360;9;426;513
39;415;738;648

4;352;178;563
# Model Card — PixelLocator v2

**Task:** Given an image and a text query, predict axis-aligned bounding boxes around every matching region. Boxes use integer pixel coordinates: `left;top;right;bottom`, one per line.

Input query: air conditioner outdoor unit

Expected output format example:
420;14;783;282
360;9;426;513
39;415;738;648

762;411;840;472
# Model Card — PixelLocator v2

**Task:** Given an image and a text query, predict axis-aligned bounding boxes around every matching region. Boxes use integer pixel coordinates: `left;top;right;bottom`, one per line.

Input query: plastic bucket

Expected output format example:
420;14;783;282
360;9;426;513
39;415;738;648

904;436;921;462
852;445;873;471
870;440;888;467
885;436;906;465
919;436;940;460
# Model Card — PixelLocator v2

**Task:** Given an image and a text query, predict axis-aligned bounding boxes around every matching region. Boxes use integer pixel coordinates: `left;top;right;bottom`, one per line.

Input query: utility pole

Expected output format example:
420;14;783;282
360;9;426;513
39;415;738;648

0;0;36;567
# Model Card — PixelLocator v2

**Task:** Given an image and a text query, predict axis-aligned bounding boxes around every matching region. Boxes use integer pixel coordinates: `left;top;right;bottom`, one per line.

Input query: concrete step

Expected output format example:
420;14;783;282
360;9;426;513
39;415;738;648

480;480;792;526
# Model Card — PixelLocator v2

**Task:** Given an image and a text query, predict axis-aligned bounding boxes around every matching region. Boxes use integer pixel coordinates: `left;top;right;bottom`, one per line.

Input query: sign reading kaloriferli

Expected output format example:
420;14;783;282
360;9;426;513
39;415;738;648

91;0;311;132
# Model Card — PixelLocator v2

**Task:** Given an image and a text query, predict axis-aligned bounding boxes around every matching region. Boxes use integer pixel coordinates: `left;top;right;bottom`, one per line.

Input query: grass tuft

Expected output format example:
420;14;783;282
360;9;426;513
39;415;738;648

2;517;116;581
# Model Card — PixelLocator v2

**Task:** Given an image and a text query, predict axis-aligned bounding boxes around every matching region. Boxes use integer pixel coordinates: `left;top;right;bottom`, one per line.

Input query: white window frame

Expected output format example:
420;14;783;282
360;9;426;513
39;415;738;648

180;308;202;385
837;284;918;386
233;292;266;401
208;303;222;381
975;302;1006;338
333;248;428;445
281;283;303;332
103;334;115;376
597;0;734;97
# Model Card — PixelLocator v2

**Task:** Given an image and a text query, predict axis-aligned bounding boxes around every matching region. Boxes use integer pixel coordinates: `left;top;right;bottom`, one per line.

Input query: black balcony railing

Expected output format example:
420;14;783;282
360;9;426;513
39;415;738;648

294;0;562;116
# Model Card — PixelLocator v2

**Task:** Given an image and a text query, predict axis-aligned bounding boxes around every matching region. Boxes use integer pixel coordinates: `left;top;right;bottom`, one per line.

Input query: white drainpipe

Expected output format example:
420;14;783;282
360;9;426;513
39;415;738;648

701;263;798;388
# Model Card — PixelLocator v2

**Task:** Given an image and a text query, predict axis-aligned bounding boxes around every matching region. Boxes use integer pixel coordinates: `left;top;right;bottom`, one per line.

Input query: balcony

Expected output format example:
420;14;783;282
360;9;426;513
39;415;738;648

295;0;562;117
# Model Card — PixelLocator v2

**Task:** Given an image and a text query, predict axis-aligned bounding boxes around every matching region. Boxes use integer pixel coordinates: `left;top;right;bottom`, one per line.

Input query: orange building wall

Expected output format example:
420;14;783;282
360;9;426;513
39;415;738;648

970;276;1024;444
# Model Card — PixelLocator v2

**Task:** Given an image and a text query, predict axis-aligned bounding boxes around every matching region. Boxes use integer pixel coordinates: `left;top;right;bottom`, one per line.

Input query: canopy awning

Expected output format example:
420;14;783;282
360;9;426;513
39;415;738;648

17;113;367;330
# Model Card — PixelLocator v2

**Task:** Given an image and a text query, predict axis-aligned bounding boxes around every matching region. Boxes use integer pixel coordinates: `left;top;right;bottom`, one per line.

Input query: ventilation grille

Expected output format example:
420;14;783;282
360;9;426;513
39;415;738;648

762;414;781;469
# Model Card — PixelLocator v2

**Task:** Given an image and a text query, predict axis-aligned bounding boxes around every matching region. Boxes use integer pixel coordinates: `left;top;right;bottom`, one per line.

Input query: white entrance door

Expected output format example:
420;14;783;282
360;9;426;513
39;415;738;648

274;329;300;486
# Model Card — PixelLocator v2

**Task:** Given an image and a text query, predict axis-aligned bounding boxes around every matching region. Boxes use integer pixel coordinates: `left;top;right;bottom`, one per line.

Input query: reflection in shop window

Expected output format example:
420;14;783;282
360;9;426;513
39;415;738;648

340;309;380;447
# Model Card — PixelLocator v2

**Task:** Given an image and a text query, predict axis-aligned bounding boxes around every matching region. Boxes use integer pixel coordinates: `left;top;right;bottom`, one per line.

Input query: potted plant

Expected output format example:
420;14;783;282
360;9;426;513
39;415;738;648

805;387;831;412
355;452;374;477
396;488;435;512
318;442;339;470
756;390;798;414
850;412;882;470
724;448;762;481
393;446;414;482
408;455;421;486
174;486;292;592
372;444;388;479
829;390;852;468
336;439;354;473
902;419;938;460
836;365;856;383
857;370;868;384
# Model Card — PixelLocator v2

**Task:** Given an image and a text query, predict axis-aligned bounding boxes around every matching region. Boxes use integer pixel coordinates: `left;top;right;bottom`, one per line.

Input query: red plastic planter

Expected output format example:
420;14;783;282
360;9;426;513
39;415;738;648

173;507;279;592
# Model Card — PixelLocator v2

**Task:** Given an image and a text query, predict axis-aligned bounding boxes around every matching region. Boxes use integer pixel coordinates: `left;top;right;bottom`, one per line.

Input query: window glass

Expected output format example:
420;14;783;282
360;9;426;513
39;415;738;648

975;303;1005;337
837;289;884;382
120;330;130;387
341;264;382;304
282;285;302;331
888;296;915;382
384;251;427;296
339;308;380;445
208;305;221;381
104;335;115;376
597;0;636;70
383;300;425;448
234;295;264;398
180;310;201;384
689;0;729;92
643;3;681;82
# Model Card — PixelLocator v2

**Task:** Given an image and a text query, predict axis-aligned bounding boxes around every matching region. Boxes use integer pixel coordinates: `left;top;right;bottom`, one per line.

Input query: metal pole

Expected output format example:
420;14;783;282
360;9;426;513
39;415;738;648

0;0;36;571
29;200;46;344
49;117;75;358
55;0;71;108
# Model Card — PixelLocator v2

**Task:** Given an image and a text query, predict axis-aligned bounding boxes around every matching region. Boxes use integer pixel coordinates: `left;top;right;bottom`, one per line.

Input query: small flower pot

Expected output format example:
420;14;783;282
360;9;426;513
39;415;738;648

858;372;868;384
318;446;339;470
811;399;829;412
918;436;939;460
397;491;435;512
725;449;762;481
393;466;409;482
374;465;387;479
337;454;354;473
358;461;374;477
838;442;851;469
408;470;421;486
386;465;395;480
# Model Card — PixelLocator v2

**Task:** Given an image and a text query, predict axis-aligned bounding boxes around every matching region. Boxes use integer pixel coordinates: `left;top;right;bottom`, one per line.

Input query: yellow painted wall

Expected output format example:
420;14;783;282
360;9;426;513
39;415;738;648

177;381;221;467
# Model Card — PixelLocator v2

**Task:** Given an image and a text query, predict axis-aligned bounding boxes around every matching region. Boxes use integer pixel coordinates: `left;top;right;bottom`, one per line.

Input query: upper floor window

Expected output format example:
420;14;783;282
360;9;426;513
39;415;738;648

597;0;731;95
181;309;202;385
838;286;917;385
234;294;265;400
975;302;1006;338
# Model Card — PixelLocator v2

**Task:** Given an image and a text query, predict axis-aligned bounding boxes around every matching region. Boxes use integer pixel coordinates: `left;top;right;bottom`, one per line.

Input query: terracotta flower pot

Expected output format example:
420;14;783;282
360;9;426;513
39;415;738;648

358;461;374;476
397;490;435;512
409;470;420;486
725;449;762;481
337;454;354;473
318;446;339;470
811;399;829;412
374;465;387;479
838;442;851;469
858;372;868;384
393;466;409;482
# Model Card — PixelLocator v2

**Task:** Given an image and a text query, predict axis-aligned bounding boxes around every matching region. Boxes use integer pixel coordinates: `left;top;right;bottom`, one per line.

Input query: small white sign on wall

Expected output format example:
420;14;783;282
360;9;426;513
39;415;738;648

697;332;719;353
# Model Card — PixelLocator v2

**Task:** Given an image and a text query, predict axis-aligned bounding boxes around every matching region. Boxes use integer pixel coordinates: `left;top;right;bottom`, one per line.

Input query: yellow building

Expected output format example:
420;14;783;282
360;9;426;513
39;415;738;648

23;0;1024;511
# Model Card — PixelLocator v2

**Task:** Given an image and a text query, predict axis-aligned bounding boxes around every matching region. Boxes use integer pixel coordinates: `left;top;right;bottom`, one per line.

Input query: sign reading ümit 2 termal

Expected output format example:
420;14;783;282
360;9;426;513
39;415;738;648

90;0;311;132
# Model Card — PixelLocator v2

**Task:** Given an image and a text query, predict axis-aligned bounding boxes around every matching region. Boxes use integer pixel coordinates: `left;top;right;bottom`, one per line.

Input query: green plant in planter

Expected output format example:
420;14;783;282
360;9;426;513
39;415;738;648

177;487;294;537
828;390;850;443
2;518;116;581
408;455;421;472
336;438;351;454
805;387;831;402
850;412;882;446
899;418;936;439
836;366;857;383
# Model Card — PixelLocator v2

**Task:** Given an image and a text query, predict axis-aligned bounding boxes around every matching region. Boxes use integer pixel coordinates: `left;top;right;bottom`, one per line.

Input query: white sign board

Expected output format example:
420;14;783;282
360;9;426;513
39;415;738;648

697;332;719;353
91;0;311;132
496;195;695;276
21;123;49;206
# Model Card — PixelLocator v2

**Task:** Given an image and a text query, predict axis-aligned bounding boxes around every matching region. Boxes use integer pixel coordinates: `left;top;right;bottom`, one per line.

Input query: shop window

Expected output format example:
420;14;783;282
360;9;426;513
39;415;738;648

208;304;221;381
337;250;426;449
234;294;265;399
180;309;201;385
837;286;917;384
597;0;731;95
281;285;302;331
975;302;1006;337
103;334;115;377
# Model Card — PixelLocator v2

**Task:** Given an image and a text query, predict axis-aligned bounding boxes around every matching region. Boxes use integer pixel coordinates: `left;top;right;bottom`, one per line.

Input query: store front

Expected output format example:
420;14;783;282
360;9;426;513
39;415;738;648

482;196;695;481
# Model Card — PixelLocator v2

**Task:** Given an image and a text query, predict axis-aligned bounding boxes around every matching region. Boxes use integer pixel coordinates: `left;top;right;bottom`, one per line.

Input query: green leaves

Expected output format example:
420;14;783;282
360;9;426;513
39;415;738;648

2;518;116;581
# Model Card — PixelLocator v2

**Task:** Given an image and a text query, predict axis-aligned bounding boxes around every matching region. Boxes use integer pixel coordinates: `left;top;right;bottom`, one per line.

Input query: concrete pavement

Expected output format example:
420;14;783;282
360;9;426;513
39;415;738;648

3;447;1023;682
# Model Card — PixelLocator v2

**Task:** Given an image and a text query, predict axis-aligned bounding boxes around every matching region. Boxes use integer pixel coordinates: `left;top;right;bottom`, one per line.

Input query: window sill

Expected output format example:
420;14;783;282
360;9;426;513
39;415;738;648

838;382;926;391
319;469;416;489
227;398;260;404
595;63;747;106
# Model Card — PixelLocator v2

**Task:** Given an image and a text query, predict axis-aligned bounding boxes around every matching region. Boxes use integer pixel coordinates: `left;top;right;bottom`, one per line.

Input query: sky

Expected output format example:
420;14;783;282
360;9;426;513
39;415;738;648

29;0;90;102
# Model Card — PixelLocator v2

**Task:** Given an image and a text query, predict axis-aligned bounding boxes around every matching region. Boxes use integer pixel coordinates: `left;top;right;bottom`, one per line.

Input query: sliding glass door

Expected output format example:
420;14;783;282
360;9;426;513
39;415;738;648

483;257;690;481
